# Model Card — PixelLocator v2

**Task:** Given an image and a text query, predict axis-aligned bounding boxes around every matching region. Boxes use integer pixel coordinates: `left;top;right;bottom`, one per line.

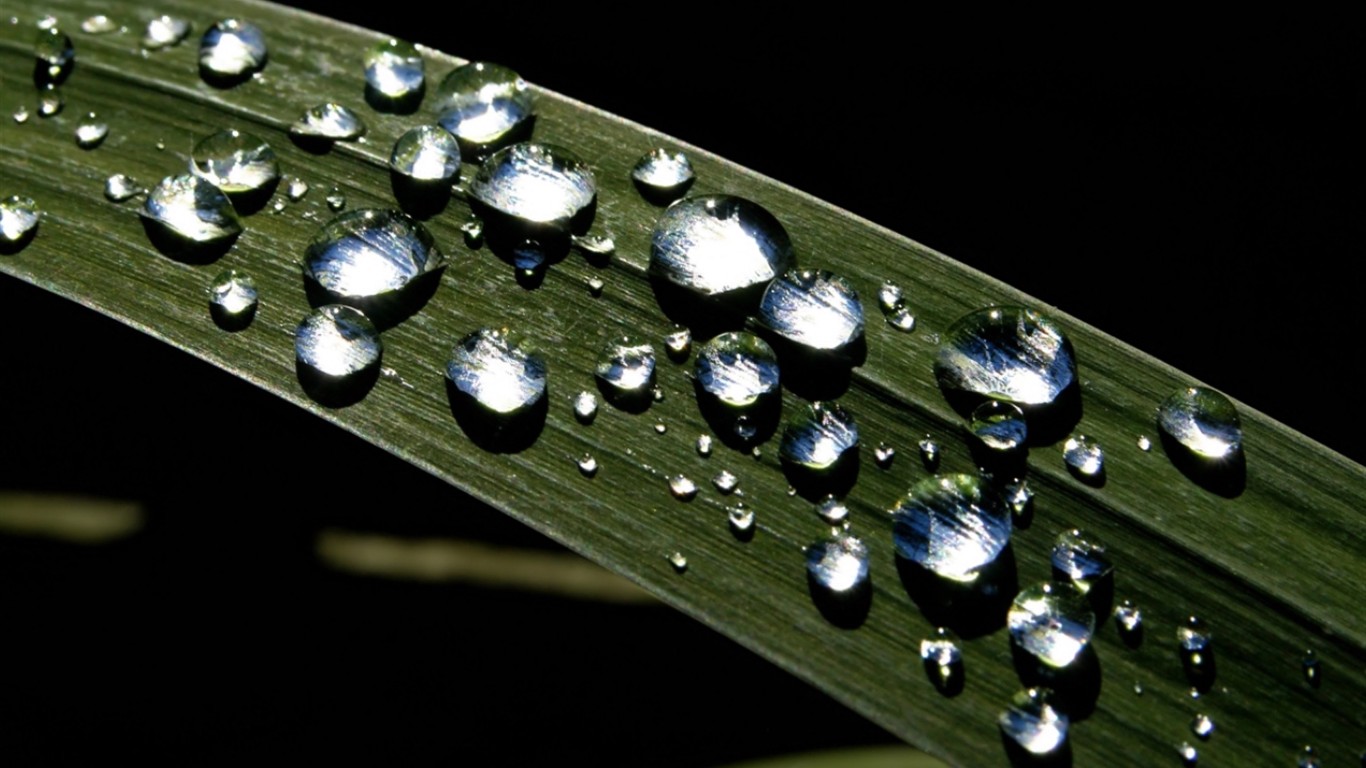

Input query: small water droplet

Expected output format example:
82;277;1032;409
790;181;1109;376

1178;616;1216;687
80;14;117;34
695;434;713;457
192;129;279;196
586;276;605;297
1133;682;1143;695
780;401;859;471
1188;687;1201;700
920;627;964;695
143;15;190;49
389;125;461;183
364;38;424;104
695;332;780;409
1137;435;1152;451
0;196;41;250
295;305;382;378
887;307;916;332
1190;713;1214;740
199;19;267;82
1113;599;1143;646
1298;746;1322;768
34;27;74;85
667;551;688;573
757;268;865;351
1063;434;1105;478
596;336;656;399
573;233;615;257
891;473;1012;582
970;400;1028;452
1008;581;1095;668
285;177;309;201
445;327;547;415
712;470;738;494
12;105;29;123
103;174;143;202
1178;742;1199;766
155;139;166;151
469;142;597;236
302;208;444;306
806;531;870;597
664;326;692;361
728;505;755;538
1051;529;1113;594
668;475;697;501
652;387;665;402
141;174;241;245
573;391;598;424
434;62;533;154
1158;387;1243;461
208;269;258;329
936;306;1077;407
1302;649;1322;688
325;187;346;211
918;438;940;470
576;453;598;477
650;195;795;297
74;112;108;149
290;102;366;141
37;85;63;117
271;200;288;215
815;495;849;525
632;148;695;202
874;442;895;468
998;688;1069;758
653;422;668;435
877;282;903;313
1005;479;1034;520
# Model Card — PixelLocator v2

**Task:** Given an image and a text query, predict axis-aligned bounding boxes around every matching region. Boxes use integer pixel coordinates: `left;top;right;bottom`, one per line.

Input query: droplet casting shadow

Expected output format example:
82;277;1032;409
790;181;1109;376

650;277;763;339
446;380;548;454
924;659;966;698
896;545;1018;640
1116;619;1144;650
969;438;1030;479
633;177;694;206
1010;643;1102;721
365;83;424;115
140;218;238;265
1001;734;1073;768
478;214;574;279
782;446;860;502
296;358;381;409
1051;571;1115;622
391;173;452;219
1181;648;1217;693
938;381;1083;449
807;573;872;630
223;177;280;216
302;268;444;332
763;332;866;402
694;383;781;451
1158;432;1247;497
0;229;37;255
210;304;256;332
288;134;346;156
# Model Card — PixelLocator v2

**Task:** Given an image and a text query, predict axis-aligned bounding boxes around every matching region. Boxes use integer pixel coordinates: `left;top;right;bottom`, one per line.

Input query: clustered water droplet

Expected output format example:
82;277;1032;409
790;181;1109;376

650;195;794;297
596;337;656;403
695;332;780;408
364;38;424;106
576;453;598;478
780;401;859;471
1063;434;1105;479
757;269;864;351
192;129;279;196
1008;581;1095;668
920;627;963;695
34;26;74;85
969;400;1027;452
469;142;596;229
891;473;1011;583
0;195;41;250
668;475;697;501
632;148;695;202
728;504;755;538
1158;386;1243;461
1190;713;1215;740
712;470;738;495
290;102;367;141
805;532;870;598
873;442;895;468
295;305;382;378
877;281;916;332
1050;528;1113;594
998;688;1069;758
141;174;242;246
936;306;1076;407
435;62;534;154
302;208;444;304
573;391;598;424
1113;599;1143;646
199;19;267;82
390;125;462;183
208;269;258;329
1178;742;1199;766
445;327;547;416
695;434;713;457
815;495;849;526
286;177;309;202
664;326;692;361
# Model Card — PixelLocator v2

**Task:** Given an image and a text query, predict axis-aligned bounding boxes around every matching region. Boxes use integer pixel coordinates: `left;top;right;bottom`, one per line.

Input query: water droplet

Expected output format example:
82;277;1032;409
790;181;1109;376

0;196;40;250
12;105;29;124
290;103;366;141
920;627;964;694
815;495;849;525
695;434;713;457
295;305;382;377
595;336;657;399
1302;649;1322;688
142;15;190;49
302;208;444;305
650;195;795;297
936;306;1077;407
652;387;665;402
874;442;895;468
1051;529;1113;593
712;470;738;494
586;276;605;296
1063;434;1105;478
1137;435;1152;451
918;438;940;471
469;142;597;231
1113;600;1143;645
461;217;484;247
364;38;423;104
806;531;870;596
667;551;688;573
434;62;533;154
37;85;63;117
781;401;859;472
80;14;117;34
155;140;166;151
445;327;547;415
103;174;143;202
1189;687;1201;700
73;112;108;149
141;174;242;246
576;453;598;478
632;148;695;202
757;268;865;351
1008;582;1095;668
1158;387;1243;460
389;125;462;183
891;473;1012;582
728;505;755;538
998;688;1069;758
1133;682;1143;695
695;332;780;407
208;269;258;329
573;391;598;424
34;27;74;85
1298;746;1321;768
1178;615;1215;684
191;129;279;198
271;200;288;215
877;281;917;332
1178;742;1199;766
1191;713;1214;740
199;19;267;82
664;326;692;361
653;422;668;435
1005;479;1034;520
36;15;58;31
970;400;1028;452
286;177;309;201
668;475;697;501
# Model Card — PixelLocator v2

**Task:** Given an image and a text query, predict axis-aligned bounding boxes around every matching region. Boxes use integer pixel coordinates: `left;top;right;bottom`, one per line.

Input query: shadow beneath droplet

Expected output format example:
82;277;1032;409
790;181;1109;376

764;333;866;401
446;379;547;454
1181;648;1217;693
477;212;574;276
0;228;37;255
296;357;380;408
1116;618;1144;649
782;446;860;502
223;177;280;216
970;439;1031;478
1158;432;1247;497
198;66;257;90
391;173;452;219
140;218;238;265
924;658;966;698
807;572;871;630
1010;643;1102;721
33;60;73;88
650;277;761;339
938;381;1083;450
633;177;694;206
365;83;424;115
597;376;655;415
1052;571;1115;621
695;382;781;451
302;267;443;332
288;134;338;155
210;303;256;332
1001;733;1073;768
896;545;1017;640
1066;461;1106;488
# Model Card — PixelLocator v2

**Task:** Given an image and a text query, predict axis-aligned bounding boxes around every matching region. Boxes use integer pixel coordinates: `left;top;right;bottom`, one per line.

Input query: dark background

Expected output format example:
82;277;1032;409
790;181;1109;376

1;10;1361;765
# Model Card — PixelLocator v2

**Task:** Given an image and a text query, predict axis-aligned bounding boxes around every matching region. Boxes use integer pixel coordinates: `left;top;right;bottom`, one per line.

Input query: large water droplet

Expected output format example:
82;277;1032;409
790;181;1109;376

104;174;144;202
389;125;461;183
1050;529;1113;594
920;627;964;695
891;473;1012;583
573;391;598;424
806;531;870;597
1008;582;1095;668
192;129;279;197
302;208;444;308
468;142;596;230
650;195;794;297
141;174;242;249
290;103;366;141
445;327;547;415
296;304;382;377
631;148;695;203
936;306;1077;407
34;27;74;85
970;400;1027;452
0;195;40;251
434;62;533;154
208;269;258;329
668;475;698;501
364;38;424;107
1063;434;1105;479
73;112;108;149
143;15;190;49
80;15;118;34
199;19;267;83
758;269;865;351
780;401;859;471
1191;713;1215;740
1158;387;1243;460
998;688;1069;758
695;332;780;407
595;337;656;402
